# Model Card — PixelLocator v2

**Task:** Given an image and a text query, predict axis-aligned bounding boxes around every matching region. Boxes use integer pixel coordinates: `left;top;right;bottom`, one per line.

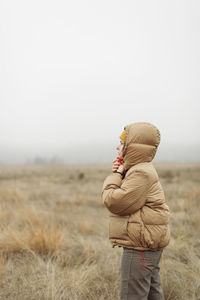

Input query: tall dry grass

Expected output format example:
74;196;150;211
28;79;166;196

0;163;199;299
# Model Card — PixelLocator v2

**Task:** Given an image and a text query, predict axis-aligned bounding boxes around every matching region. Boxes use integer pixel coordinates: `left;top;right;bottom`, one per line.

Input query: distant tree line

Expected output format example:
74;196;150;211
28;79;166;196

26;155;63;165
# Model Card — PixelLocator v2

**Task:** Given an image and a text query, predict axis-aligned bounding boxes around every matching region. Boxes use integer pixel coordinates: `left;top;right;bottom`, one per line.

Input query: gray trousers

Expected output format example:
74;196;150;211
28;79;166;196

120;247;164;300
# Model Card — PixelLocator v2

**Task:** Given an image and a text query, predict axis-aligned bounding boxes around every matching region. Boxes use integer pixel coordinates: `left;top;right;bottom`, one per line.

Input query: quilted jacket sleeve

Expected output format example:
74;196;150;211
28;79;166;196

101;170;150;216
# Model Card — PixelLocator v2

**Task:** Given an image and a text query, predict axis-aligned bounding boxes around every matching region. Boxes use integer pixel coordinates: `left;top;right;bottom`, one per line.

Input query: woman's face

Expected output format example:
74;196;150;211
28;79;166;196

116;140;125;159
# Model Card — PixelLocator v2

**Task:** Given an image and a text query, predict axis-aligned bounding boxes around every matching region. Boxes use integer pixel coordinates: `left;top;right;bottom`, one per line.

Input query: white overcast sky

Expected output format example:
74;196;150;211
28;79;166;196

0;0;200;157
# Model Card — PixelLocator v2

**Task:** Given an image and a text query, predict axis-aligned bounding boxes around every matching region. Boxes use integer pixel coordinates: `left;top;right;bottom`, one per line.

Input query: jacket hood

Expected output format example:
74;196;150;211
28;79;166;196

121;122;160;170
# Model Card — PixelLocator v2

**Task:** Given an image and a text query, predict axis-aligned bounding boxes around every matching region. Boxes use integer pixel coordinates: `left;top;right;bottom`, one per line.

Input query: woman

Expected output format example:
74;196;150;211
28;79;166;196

102;122;170;300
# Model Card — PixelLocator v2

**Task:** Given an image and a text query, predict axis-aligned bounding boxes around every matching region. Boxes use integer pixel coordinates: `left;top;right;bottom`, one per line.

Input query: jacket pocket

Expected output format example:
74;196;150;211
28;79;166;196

126;222;142;247
109;215;129;240
140;224;154;248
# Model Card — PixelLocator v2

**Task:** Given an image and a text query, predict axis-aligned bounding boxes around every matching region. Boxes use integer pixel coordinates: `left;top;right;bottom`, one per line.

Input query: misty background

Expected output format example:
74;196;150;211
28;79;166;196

1;0;200;165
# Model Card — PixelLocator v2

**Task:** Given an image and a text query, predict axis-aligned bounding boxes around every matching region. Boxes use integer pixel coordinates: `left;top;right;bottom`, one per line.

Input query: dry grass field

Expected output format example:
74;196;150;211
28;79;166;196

0;162;200;300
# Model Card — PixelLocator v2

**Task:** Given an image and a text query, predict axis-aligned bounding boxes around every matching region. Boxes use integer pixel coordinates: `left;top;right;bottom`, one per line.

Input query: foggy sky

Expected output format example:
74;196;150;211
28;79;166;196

1;0;200;163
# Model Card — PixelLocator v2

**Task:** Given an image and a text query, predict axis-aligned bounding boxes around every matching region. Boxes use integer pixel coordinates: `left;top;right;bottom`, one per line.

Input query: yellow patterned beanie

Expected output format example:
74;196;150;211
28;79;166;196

120;130;126;143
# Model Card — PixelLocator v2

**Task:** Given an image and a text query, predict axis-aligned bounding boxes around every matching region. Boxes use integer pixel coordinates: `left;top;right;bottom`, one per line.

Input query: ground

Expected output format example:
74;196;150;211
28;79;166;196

0;162;199;300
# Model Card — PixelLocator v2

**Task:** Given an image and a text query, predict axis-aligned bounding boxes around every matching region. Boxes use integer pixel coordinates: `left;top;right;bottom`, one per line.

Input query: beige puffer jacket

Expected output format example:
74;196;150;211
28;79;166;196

102;122;170;250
